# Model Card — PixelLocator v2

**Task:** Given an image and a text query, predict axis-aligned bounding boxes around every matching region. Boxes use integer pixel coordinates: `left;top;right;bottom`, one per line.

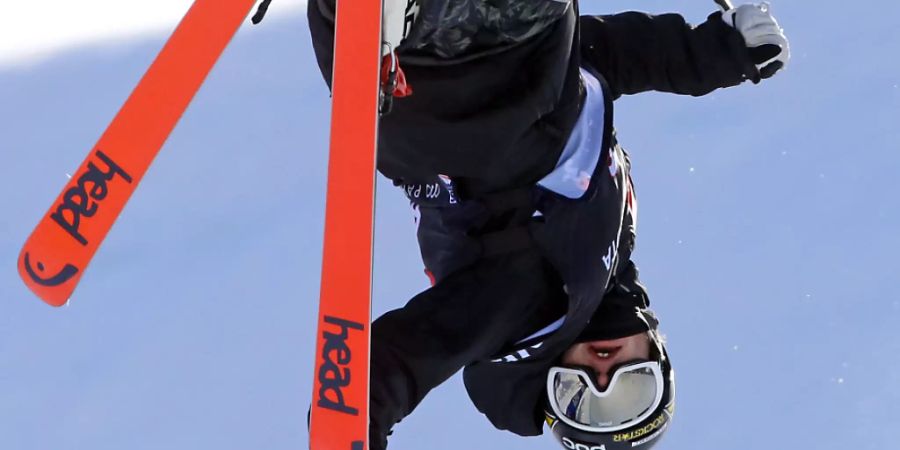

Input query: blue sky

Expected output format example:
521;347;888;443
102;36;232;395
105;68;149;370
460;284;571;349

1;1;899;449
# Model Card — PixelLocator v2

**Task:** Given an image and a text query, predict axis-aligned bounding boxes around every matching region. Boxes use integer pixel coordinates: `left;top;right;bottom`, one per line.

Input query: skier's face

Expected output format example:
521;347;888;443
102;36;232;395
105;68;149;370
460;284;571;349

560;332;651;390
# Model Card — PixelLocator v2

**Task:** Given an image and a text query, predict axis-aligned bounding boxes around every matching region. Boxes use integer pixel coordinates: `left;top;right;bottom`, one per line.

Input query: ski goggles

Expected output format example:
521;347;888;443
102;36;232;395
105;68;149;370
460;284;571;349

546;361;664;433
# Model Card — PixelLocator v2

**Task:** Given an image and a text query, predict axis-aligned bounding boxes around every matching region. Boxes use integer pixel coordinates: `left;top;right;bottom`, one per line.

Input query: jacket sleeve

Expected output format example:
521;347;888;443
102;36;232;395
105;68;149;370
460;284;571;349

368;250;563;450
579;11;759;99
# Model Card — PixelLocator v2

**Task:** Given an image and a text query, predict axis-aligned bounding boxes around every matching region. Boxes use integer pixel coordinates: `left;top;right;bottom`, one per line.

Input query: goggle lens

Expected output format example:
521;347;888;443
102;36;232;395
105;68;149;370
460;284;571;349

548;361;664;432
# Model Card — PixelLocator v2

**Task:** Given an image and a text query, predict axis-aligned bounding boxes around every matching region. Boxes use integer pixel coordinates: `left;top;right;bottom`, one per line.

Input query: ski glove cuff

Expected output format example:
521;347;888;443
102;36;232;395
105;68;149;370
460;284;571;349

722;2;790;81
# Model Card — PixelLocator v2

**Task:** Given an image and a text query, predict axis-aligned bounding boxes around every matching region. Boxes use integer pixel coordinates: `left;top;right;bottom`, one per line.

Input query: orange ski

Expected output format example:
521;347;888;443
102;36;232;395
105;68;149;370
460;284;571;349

17;0;258;307
308;0;383;449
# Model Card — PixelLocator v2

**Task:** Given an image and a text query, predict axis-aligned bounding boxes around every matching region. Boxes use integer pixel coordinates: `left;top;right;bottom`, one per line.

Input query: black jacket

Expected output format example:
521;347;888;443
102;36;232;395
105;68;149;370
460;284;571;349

308;1;757;448
309;0;754;194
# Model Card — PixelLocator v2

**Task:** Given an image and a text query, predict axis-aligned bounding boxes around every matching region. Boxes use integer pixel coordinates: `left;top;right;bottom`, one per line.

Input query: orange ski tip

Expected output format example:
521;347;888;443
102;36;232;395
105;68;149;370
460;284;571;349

17;246;78;307
16;0;259;307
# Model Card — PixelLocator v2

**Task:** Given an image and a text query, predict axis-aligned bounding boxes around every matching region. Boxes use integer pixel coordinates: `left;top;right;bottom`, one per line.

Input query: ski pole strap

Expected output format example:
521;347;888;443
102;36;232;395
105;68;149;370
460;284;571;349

251;0;273;24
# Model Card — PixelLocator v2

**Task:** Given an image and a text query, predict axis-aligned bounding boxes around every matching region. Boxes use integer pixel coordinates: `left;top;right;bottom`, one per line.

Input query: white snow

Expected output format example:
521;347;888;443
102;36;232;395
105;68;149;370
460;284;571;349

0;0;307;68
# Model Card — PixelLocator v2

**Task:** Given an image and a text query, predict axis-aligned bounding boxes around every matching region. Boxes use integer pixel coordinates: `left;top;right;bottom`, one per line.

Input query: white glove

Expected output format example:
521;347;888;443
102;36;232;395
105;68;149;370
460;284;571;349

722;2;790;80
383;0;419;55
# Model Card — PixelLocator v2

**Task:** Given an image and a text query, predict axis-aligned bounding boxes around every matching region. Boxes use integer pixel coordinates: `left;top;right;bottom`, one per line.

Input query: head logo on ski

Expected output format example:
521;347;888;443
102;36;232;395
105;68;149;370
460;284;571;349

19;149;132;299
317;315;366;416
48;150;133;247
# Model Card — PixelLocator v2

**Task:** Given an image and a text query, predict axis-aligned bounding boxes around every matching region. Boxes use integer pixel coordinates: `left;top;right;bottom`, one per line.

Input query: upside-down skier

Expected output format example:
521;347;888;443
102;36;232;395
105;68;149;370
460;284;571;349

307;1;789;449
